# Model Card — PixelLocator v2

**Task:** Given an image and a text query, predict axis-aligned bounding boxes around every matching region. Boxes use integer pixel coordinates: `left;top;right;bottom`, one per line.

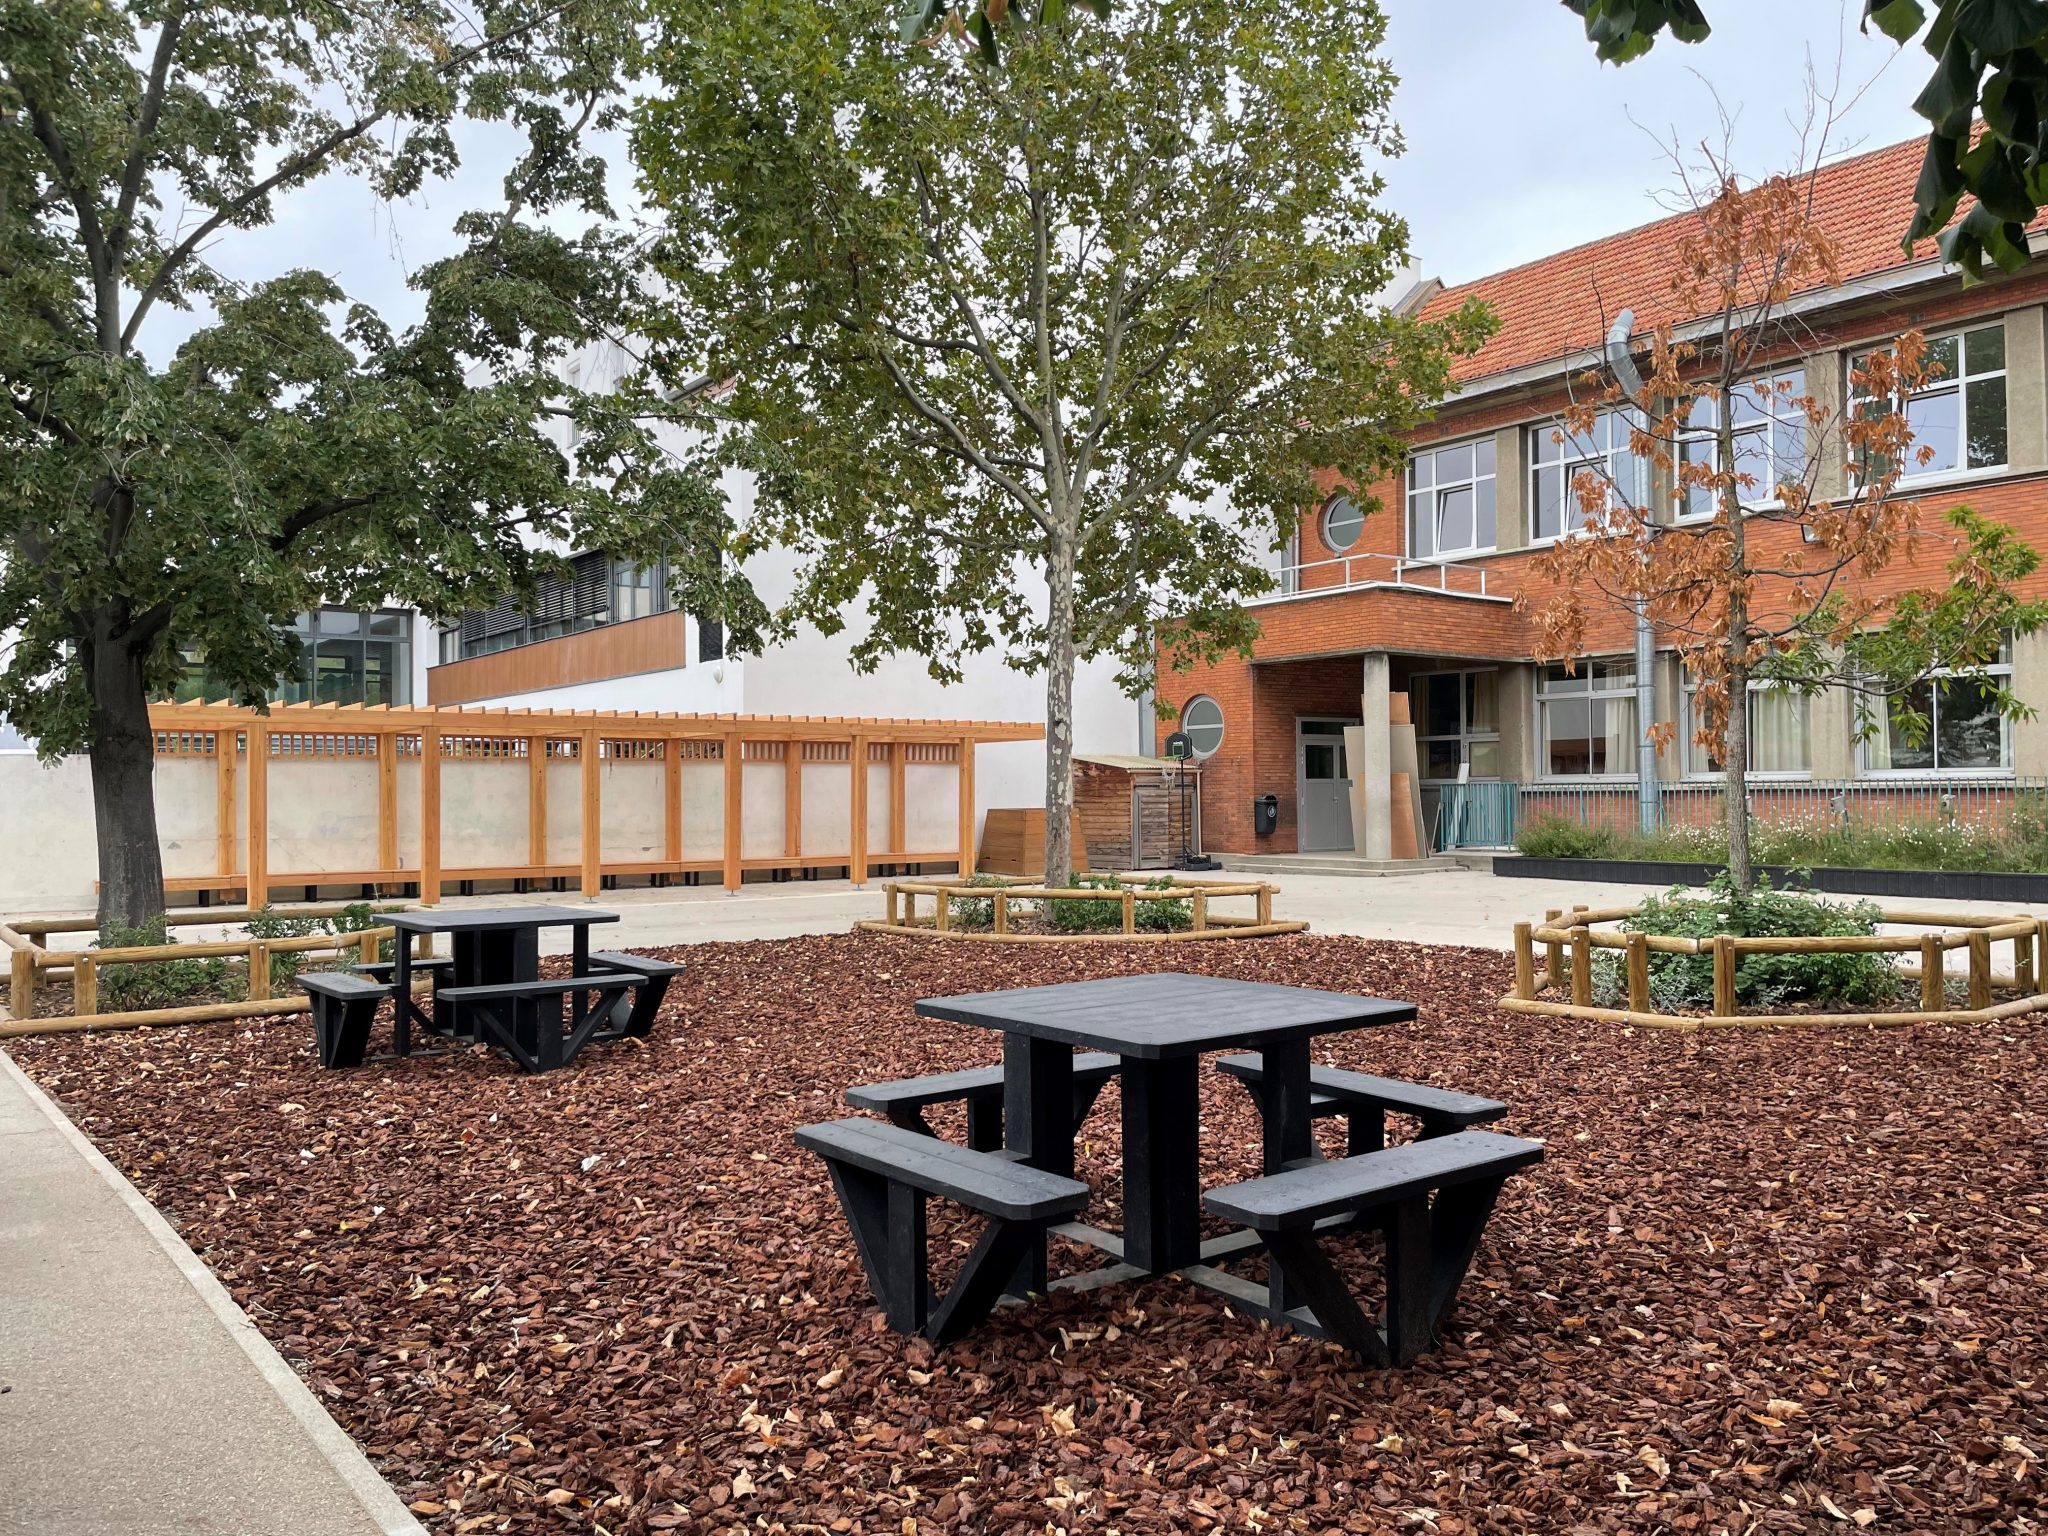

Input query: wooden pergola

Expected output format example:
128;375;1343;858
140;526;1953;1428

148;701;1042;904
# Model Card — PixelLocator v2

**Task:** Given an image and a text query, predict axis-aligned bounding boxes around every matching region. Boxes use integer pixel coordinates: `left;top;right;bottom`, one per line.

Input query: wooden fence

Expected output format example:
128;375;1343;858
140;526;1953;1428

143;701;1040;905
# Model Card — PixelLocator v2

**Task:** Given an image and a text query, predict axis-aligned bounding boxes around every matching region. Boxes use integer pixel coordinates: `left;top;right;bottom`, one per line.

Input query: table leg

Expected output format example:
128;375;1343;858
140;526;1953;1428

1261;1036;1314;1173
392;940;413;1058
571;924;589;1025
1121;1055;1201;1274
1002;1037;1075;1296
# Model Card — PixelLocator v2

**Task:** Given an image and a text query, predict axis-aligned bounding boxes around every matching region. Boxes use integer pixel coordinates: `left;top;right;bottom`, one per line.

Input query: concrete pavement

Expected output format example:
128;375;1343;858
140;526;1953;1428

0;1051;424;1536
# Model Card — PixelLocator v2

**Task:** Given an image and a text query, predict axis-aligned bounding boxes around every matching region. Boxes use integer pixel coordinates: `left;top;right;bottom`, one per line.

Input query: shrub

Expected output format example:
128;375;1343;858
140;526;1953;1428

1619;872;1895;1010
1132;876;1192;933
1043;874;1130;933
1515;814;1617;860
946;873;1013;931
96;918;232;1012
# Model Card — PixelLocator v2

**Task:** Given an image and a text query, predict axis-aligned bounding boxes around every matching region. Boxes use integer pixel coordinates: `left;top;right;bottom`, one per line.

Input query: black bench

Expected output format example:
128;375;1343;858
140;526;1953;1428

1204;1130;1544;1365
585;950;687;1038
846;1052;1121;1152
437;974;640;1073
351;956;459;1035
299;973;393;1069
797;1117;1089;1344
1216;1054;1507;1156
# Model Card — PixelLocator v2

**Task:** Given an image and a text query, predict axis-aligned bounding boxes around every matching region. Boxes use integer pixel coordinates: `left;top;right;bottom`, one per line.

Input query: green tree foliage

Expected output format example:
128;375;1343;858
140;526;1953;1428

1;0;764;927
1561;0;2048;279
634;0;1492;882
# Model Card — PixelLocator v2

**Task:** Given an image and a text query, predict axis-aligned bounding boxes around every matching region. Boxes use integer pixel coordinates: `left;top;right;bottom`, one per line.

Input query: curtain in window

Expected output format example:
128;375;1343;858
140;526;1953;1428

1750;691;1808;773
1600;695;1636;774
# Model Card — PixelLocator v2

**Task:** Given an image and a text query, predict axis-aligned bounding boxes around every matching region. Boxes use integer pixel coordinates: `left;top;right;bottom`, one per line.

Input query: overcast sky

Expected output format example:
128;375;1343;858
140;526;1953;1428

148;2;1933;359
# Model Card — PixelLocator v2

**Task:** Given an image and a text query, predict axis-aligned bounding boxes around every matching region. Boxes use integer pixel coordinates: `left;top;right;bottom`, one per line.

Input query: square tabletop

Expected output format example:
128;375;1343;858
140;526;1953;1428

386;905;620;935
915;972;1415;1057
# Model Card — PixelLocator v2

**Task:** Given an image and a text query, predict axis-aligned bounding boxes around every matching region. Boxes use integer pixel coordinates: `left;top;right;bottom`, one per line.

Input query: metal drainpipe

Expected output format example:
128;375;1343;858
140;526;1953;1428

1635;599;1658;833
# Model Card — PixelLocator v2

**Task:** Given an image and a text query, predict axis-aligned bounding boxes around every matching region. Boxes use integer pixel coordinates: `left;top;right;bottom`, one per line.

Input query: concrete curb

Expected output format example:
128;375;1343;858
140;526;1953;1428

0;1048;428;1536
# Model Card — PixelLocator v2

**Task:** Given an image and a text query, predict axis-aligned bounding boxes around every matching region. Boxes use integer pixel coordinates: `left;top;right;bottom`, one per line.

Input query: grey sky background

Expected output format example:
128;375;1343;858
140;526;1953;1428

144;2;1933;361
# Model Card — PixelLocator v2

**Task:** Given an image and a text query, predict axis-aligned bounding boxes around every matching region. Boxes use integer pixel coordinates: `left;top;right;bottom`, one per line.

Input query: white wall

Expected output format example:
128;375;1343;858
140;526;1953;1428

0;753;101;912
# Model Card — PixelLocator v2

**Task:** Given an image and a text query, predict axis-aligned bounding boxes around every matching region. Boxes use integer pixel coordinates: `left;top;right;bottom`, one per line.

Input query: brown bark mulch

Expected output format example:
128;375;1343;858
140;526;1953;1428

10;932;2046;1535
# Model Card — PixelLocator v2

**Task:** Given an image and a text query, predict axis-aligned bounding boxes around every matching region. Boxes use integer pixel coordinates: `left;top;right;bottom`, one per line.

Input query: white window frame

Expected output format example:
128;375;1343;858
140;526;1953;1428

1680;678;1813;780
1179;695;1225;759
1675;367;1808;520
1320;492;1364;553
1528;409;1644;545
1406;437;1498;562
1858;642;2015;778
1535;659;1640;782
1850;321;2008;484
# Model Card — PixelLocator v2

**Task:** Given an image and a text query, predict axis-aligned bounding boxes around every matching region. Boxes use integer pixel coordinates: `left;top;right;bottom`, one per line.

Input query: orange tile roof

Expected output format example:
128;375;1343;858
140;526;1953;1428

1418;133;2024;389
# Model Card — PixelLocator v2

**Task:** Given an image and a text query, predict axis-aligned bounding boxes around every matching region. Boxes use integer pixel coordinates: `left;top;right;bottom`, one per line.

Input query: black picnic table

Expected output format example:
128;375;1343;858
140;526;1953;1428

386;905;619;1055
915;972;1416;1279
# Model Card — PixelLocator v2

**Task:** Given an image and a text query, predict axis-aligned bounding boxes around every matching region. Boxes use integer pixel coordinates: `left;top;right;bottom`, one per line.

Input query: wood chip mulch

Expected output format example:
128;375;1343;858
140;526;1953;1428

10;932;2047;1535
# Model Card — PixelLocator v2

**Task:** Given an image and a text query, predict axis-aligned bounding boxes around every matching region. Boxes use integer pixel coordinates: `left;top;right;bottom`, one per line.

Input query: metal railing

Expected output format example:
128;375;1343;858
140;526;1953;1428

1434;777;2048;852
1262;551;1506;604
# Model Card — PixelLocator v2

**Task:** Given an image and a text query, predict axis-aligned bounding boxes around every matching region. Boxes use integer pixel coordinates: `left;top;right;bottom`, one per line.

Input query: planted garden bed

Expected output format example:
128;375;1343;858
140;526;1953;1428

1504;854;2048;902
862;873;1307;942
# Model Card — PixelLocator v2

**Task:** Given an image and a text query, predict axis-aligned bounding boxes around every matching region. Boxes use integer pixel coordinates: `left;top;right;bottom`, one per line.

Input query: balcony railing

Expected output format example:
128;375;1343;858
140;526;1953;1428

1260;551;1505;604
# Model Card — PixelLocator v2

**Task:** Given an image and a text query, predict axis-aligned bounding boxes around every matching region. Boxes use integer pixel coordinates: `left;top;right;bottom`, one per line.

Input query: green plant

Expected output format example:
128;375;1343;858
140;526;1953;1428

1515;815;1619;860
1043;875;1131;934
95;919;232;1013
946;874;1014;932
1132;877;1192;933
1619;873;1896;1011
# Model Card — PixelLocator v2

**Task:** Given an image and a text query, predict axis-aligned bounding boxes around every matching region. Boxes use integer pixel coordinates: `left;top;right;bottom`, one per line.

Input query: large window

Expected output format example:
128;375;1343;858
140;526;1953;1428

1861;644;2013;774
1537;659;1638;778
1682;680;1811;777
1406;438;1497;560
445;552;674;662
1677;368;1807;518
1411;669;1501;780
1853;323;2007;480
1529;410;1643;542
175;607;413;707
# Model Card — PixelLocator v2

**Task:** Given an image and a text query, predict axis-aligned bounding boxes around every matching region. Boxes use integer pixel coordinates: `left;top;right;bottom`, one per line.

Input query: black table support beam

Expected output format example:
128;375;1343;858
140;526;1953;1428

1120;1055;1202;1273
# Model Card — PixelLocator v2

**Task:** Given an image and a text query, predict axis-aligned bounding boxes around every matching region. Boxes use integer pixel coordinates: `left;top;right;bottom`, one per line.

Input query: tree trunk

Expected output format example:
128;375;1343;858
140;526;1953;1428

1720;406;1753;896
1041;529;1080;886
86;625;169;932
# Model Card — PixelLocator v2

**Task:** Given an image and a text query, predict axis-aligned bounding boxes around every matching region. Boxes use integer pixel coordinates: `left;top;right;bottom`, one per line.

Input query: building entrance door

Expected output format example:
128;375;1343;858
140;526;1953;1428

1296;718;1357;851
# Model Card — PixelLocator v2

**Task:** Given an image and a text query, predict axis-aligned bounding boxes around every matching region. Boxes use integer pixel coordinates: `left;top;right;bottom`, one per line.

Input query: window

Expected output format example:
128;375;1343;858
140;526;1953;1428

1529;410;1643;542
1852;323;2007;480
445;551;676;661
1682;680;1811;776
1407;438;1497;560
1677;368;1807;518
1320;493;1364;552
1179;696;1225;757
1537;660;1638;778
174;606;413;707
697;618;726;663
1861;643;2013;774
1411;669;1501;780
612;558;661;621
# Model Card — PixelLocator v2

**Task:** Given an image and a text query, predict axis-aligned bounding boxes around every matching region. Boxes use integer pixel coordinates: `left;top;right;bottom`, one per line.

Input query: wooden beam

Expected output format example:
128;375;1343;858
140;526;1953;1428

419;723;442;905
849;735;869;887
784;740;802;860
888;742;905;856
580;729;602;899
665;737;684;865
722;732;743;891
956;737;976;876
245;722;268;905
376;729;397;878
215;732;237;879
529;735;548;866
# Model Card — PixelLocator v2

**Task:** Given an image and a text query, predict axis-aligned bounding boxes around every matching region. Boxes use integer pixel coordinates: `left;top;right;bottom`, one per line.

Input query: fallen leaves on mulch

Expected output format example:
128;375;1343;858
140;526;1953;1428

12;932;2048;1535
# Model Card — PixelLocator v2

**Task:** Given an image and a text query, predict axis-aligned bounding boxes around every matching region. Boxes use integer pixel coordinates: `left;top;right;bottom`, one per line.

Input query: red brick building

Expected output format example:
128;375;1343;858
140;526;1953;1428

1160;135;2048;856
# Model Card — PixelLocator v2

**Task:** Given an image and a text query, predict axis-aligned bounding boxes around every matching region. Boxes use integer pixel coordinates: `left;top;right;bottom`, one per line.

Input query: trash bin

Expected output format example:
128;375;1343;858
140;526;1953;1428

1252;794;1279;838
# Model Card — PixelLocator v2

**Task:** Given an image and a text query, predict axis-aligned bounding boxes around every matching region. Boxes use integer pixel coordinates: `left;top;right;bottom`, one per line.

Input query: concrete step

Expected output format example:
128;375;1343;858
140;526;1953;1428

1212;853;1466;878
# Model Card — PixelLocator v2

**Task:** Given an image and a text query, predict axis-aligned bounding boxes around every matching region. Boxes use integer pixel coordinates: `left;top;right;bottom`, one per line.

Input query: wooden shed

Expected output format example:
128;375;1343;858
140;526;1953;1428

1075;754;1203;871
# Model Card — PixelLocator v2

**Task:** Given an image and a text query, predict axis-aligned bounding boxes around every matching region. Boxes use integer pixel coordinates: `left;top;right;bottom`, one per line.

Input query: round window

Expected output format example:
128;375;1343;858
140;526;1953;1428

1180;695;1225;757
1321;492;1364;552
